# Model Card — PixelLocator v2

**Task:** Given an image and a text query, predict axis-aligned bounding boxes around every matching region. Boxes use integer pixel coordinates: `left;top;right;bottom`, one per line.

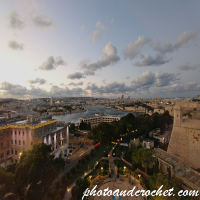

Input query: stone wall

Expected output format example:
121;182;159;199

168;123;200;169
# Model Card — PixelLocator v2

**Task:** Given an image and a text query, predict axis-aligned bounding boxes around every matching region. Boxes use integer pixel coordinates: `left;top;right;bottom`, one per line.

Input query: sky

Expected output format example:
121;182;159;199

0;0;200;99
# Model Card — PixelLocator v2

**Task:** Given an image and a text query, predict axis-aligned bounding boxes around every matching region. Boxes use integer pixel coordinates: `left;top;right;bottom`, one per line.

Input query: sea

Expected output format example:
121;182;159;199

52;106;137;124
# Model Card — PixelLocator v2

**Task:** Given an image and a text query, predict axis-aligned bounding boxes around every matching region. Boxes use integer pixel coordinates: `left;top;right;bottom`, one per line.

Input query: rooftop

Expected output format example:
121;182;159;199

175;167;200;188
153;148;184;167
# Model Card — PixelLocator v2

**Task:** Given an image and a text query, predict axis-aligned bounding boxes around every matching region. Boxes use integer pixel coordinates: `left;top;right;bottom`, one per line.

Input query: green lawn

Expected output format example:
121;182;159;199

49;143;114;199
69;143;114;183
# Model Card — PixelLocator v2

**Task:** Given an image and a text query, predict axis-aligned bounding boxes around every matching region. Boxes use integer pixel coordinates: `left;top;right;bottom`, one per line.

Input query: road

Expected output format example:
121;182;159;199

59;145;95;178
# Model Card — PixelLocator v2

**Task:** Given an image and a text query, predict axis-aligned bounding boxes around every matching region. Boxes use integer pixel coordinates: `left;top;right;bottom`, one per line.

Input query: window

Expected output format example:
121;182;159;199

7;150;9;155
11;140;13;144
53;147;54;151
23;141;25;146
15;140;17;145
48;128;50;132
15;150;17;155
56;145;57;149
54;125;56;130
31;132;32;137
7;140;9;146
31;142;33;146
19;140;21;145
11;150;13;154
23;132;24;136
15;131;16;135
19;131;20;136
44;129;46;133
11;131;13;135
1;153;4;158
1;142;3;148
7;132;9;137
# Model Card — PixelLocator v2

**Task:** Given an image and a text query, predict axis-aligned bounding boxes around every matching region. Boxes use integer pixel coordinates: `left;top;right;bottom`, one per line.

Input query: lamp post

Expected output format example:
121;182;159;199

124;166;126;175
101;167;103;176
138;174;141;184
19;152;22;159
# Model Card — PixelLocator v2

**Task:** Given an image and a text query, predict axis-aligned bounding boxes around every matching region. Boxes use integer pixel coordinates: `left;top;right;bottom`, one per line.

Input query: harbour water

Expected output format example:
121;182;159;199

52;106;136;124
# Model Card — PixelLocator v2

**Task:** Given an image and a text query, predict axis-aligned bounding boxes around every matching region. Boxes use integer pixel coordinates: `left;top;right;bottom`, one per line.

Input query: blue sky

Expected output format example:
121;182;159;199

0;0;200;99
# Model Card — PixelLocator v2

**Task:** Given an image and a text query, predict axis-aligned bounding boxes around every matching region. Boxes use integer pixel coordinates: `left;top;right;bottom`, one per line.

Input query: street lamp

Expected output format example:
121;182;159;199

138;174;141;183
124;166;126;174
101;167;103;176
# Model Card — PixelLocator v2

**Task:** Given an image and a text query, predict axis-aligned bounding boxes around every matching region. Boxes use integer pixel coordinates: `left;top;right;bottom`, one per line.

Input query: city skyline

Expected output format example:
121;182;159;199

0;0;200;99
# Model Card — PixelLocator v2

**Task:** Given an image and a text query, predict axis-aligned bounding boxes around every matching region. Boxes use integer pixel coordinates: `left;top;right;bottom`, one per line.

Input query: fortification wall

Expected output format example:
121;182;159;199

167;124;200;169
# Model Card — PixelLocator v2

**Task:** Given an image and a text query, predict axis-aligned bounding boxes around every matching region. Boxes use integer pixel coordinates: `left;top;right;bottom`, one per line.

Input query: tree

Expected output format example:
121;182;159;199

58;188;65;197
148;173;182;200
71;185;80;199
70;166;76;174
75;177;83;187
69;123;75;131
88;163;94;170
66;171;70;178
132;148;154;174
15;143;65;198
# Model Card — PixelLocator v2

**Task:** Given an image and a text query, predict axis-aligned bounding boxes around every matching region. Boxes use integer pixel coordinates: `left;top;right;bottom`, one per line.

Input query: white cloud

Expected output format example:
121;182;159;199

7;10;26;30
88;21;106;42
153;40;173;54
79;42;120;75
177;62;199;71
122;36;151;60
67;72;85;80
174;31;197;50
8;40;24;50
96;21;106;32
38;56;66;71
32;14;56;29
68;81;83;86
87;31;102;43
27;78;47;85
134;54;171;67
131;71;178;87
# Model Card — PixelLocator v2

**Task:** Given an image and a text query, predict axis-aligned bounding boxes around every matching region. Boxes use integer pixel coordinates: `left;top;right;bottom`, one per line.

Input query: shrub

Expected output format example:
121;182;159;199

81;158;85;165
61;175;65;183
70;166;76;174
76;163;80;169
54;194;61;200
55;180;60;189
78;159;82;164
104;152;108;157
90;152;93;158
86;155;90;160
66;171;70;178
58;188;65;197
88;163;94;170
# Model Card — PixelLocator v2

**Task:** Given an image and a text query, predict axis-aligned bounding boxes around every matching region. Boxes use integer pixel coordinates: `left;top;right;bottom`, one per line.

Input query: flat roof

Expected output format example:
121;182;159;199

80;114;122;119
175;167;200;188
51;126;64;133
153;148;184;166
143;138;154;143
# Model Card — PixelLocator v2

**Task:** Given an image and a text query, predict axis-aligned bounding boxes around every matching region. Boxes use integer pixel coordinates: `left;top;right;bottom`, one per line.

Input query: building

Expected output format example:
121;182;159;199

167;104;200;169
142;139;154;149
50;97;53;106
0;113;69;167
154;148;200;191
121;95;124;99
79;113;122;129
